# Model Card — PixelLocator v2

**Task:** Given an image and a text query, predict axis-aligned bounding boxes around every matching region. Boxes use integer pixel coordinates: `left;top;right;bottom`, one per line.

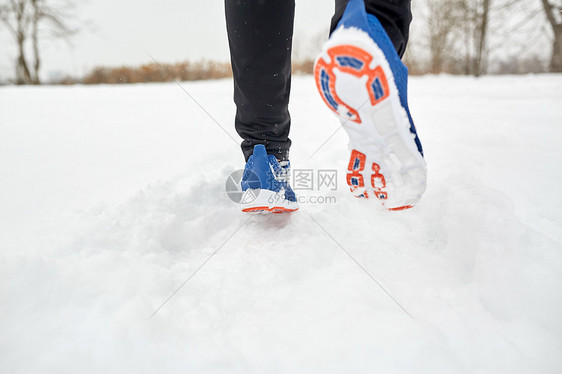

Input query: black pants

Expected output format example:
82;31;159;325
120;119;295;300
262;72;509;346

225;0;412;161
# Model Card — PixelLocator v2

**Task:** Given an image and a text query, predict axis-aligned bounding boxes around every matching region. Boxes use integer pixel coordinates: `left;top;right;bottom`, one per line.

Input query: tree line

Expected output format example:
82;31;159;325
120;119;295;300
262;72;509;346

1;0;561;85
404;0;561;75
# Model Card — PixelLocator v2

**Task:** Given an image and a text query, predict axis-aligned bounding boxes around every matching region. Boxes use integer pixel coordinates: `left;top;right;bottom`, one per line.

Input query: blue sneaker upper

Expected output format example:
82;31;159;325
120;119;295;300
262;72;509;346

337;0;424;156
241;144;297;202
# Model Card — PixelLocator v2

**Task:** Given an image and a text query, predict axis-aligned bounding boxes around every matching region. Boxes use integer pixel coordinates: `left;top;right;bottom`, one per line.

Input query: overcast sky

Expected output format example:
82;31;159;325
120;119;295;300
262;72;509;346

0;0;334;81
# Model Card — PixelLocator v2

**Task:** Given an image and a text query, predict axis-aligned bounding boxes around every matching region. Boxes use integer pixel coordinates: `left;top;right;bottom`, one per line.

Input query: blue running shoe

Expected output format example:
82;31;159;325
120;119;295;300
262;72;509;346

240;144;298;213
314;0;427;210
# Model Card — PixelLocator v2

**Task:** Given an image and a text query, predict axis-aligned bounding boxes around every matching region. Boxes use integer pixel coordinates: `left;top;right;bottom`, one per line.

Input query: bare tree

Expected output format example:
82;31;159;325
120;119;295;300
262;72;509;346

454;0;522;76
473;0;491;76
451;0;492;76
0;0;77;84
540;0;562;71
0;0;32;84
416;0;492;75
31;0;40;83
423;0;465;73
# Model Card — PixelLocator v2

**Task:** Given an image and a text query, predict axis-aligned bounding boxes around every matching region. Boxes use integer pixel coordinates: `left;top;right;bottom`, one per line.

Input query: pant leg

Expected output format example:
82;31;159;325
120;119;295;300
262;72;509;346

331;0;412;57
225;0;295;161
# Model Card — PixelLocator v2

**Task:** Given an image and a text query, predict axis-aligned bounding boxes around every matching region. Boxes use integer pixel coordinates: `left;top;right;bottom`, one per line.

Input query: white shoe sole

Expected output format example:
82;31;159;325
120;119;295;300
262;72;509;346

241;189;299;214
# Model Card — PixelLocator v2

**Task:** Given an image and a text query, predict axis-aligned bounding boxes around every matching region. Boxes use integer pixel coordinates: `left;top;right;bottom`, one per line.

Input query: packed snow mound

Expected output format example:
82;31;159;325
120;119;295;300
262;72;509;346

1;75;561;373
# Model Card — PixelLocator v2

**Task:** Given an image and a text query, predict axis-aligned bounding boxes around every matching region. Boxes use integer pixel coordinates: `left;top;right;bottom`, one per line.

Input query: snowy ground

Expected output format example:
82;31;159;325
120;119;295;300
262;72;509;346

1;74;561;373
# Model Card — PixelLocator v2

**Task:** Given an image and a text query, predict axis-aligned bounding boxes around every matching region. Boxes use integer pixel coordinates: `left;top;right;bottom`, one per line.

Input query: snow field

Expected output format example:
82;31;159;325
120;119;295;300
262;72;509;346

0;74;561;373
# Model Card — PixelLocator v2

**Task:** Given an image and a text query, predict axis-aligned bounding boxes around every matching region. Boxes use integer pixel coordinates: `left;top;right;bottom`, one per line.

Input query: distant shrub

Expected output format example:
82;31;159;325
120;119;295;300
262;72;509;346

292;59;315;75
83;60;233;84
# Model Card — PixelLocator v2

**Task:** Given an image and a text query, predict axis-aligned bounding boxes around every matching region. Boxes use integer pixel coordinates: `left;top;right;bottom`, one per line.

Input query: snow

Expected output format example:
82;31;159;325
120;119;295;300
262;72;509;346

1;74;561;373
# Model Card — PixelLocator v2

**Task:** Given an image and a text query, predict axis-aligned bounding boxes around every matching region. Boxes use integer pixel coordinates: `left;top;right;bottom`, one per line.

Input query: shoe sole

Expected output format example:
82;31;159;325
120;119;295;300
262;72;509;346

241;189;299;214
314;27;427;210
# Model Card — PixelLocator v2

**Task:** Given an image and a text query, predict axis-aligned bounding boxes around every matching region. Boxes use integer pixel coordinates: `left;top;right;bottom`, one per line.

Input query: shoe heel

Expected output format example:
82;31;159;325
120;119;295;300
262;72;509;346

314;44;390;124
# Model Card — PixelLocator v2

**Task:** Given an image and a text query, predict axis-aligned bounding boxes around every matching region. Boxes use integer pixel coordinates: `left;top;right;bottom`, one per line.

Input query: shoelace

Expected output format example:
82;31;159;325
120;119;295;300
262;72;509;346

273;160;291;183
